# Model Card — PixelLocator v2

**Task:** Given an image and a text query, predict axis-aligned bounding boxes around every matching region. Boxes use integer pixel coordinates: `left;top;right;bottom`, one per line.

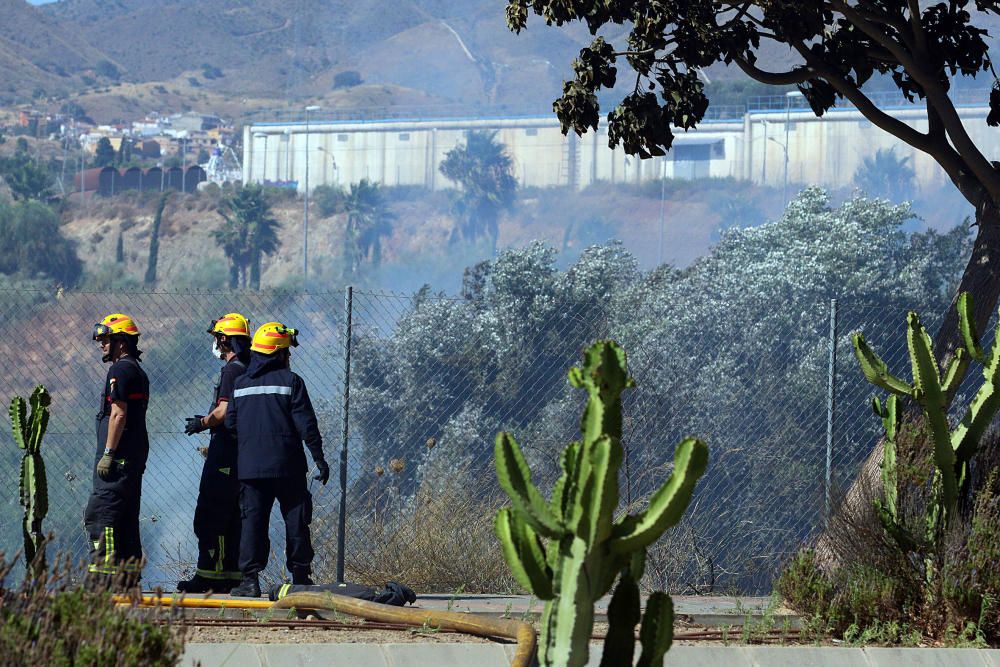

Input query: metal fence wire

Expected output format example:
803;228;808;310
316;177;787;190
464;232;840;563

0;286;979;594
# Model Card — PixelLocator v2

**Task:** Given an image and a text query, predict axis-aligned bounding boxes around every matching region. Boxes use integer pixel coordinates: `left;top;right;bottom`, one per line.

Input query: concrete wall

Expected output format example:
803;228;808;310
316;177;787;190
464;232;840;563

244;106;996;193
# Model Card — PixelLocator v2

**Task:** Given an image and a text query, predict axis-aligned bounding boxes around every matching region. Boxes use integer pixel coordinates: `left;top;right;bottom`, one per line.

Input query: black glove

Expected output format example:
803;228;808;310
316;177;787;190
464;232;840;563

313;459;330;485
185;415;207;435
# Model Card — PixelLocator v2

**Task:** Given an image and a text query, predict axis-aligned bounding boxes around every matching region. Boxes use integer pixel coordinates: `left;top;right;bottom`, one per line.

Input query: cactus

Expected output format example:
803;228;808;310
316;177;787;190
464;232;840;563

853;291;1000;543
10;385;51;576
494;340;709;667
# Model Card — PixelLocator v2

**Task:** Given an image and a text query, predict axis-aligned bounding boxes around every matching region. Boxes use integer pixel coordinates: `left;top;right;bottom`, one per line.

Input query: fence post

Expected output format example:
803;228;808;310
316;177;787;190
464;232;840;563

337;285;353;584
825;298;838;528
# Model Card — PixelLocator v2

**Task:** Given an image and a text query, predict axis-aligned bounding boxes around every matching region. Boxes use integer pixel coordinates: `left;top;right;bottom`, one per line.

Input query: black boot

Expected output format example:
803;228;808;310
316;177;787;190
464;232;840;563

230;574;261;598
291;568;313;586
177;574;241;594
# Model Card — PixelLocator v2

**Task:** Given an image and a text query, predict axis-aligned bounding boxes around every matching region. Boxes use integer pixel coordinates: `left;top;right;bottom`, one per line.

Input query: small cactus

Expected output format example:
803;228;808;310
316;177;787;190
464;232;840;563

494;340;708;667
10;385;51;576
853;291;1000;547
389;458;405;474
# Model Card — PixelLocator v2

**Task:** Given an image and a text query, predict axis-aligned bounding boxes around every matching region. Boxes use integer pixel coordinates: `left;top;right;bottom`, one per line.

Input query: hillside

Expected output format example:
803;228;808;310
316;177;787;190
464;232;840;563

39;0;592;109
0;0;108;104
57;181;794;294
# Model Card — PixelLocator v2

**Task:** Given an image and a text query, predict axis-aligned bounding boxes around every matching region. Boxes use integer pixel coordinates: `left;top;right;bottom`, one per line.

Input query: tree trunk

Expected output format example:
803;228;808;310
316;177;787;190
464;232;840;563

818;201;1000;567
250;249;261;291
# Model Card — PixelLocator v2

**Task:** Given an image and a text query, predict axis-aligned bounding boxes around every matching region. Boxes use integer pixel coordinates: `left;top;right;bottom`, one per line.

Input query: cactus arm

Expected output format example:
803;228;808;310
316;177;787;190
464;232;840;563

609;438;709;554
941;348;970;396
10;396;27;449
495;508;554;600
851;333;914;396
28;405;49;454
570;341;635;445
957;292;986;362
494;432;565;539
540;537;597;667
636;592;673;667
873;395;900;518
951;376;1000;466
875;501;919;553
906;313;958;514
599;571;640;667
578;435;621;548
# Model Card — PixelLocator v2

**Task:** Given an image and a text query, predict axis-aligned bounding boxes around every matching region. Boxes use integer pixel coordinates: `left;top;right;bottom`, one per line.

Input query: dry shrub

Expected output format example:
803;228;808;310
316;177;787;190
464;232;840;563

779;423;1000;645
342;473;518;593
0;554;185;665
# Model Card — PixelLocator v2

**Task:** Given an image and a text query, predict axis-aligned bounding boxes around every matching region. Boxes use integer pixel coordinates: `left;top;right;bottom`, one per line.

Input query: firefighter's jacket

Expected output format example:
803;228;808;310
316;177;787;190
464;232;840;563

224;355;323;480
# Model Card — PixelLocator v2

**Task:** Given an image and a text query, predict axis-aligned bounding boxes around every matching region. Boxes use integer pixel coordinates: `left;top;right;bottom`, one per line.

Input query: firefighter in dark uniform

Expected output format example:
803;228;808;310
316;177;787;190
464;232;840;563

85;313;150;586
177;313;252;593
226;322;329;597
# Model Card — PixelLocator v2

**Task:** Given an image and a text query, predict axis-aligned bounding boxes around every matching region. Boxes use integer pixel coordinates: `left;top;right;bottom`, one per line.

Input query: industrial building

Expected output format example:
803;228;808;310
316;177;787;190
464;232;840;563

243;92;997;193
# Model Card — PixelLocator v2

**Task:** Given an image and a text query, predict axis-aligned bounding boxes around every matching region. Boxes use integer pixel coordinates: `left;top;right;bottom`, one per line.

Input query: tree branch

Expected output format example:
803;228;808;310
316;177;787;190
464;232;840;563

829;0;1000;202
907;0;928;54
789;40;975;199
734;57;815;86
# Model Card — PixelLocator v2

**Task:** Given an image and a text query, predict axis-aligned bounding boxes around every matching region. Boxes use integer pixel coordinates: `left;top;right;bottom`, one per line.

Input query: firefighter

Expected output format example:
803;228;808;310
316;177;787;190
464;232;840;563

226;322;329;598
176;313;252;593
85;313;149;586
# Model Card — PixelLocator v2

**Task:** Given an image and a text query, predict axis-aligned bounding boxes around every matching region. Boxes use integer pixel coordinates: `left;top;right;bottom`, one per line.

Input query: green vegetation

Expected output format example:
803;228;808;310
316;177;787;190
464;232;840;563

342;179;394;278
0;199;83;286
213;183;281;290
778;295;1000;645
143;192;169;285
439;130;516;254
0;559;183;665
495;340;707;666
10;385;50;578
0;152;54;202
333;70;363;89
94;137;116;168
349;189;969;593
854;148;915;203
94;60;120;81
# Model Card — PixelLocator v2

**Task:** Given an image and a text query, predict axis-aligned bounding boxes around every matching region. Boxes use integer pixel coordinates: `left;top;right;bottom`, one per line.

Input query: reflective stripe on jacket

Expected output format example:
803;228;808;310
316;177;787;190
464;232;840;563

225;367;323;479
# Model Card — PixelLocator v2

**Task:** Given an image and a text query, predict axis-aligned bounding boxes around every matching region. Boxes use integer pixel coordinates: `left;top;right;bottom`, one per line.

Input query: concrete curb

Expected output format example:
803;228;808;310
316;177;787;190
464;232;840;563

181;643;1000;666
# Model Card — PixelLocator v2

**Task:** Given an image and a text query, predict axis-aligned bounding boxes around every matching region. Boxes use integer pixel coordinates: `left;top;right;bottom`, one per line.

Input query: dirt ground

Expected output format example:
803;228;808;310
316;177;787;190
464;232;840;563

179;620;617;645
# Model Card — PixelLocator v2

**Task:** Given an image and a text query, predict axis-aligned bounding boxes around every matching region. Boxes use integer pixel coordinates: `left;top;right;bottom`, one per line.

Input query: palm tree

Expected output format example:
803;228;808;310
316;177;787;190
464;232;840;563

342;179;394;279
853;148;916;203
439;130;517;255
213;184;281;289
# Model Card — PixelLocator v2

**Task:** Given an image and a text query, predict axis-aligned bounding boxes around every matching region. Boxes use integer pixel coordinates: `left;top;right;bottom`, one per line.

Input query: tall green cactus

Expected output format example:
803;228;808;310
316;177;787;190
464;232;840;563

494;340;709;667
853;292;1000;546
10;385;50;576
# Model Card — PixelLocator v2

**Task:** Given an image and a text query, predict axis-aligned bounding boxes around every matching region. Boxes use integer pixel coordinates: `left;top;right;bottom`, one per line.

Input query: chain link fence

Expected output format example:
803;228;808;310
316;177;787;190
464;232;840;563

0;286;970;594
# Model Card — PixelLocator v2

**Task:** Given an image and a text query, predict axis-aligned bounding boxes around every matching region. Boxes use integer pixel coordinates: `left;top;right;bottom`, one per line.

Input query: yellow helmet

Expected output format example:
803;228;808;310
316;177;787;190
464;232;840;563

208;313;251;338
93;313;140;340
251;322;299;354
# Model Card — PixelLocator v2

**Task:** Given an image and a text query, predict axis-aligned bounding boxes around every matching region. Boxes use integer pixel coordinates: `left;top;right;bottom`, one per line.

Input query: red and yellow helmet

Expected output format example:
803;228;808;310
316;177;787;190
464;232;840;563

92;313;140;340
251;322;299;354
208;313;251;338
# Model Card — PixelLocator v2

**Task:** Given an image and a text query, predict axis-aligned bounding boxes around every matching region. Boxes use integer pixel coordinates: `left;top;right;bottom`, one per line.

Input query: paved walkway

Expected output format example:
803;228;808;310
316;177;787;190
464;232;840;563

180;644;1000;666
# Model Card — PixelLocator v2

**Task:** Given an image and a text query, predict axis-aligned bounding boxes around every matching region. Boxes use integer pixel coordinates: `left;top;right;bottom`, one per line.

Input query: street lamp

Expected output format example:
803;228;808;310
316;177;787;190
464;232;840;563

303;105;321;283
783;90;804;205
253;132;268;185
658;155;667;265
283;129;291;182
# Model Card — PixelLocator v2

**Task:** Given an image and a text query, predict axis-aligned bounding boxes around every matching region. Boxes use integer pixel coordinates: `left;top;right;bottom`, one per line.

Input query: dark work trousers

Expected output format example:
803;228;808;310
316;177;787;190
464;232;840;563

84;460;144;577
192;461;242;581
239;477;314;576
